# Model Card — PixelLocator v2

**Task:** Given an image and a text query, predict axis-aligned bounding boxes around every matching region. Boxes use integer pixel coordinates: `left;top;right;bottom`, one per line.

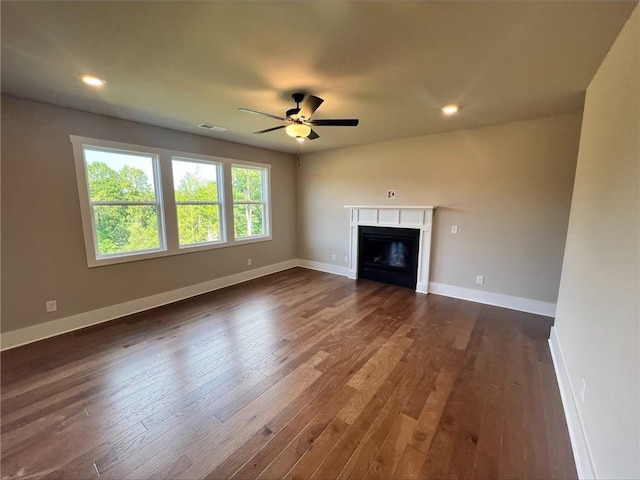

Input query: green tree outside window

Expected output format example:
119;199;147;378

172;159;221;246
86;160;161;255
232;166;266;238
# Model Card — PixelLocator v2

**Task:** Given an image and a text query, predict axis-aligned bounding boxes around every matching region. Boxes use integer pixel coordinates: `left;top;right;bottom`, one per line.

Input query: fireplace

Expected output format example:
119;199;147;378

346;206;436;294
358;226;420;289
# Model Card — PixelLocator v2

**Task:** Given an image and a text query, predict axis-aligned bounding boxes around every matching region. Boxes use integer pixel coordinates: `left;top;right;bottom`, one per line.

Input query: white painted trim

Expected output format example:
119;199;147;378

296;259;350;277
344;205;436;209
0;260;297;351
428;282;557;317
69;135;274;268
294;263;553;317
0;260;557;351
346;206;436;295
549;327;596;479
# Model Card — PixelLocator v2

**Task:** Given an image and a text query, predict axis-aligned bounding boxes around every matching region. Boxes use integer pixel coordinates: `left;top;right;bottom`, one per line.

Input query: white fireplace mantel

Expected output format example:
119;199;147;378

345;205;436;294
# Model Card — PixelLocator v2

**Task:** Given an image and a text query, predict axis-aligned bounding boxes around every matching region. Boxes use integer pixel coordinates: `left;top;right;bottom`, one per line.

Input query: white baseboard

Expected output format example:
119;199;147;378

428;282;557;317
0;259;298;351
0;261;557;351
296;259;350;277
294;262;556;317
549;327;596;479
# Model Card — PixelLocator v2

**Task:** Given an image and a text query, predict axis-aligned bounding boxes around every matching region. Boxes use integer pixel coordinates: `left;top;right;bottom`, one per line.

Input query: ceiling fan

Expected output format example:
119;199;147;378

238;93;359;142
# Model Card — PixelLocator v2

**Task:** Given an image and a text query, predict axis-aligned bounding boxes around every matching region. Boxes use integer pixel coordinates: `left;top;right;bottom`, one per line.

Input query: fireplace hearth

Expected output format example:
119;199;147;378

358;226;420;289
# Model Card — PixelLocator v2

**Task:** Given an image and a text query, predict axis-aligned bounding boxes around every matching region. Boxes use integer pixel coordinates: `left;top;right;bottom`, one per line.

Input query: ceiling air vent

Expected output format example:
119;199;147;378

198;123;227;132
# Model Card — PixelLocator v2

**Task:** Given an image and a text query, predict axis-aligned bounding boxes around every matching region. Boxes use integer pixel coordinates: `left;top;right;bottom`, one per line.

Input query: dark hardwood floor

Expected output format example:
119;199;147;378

0;268;576;480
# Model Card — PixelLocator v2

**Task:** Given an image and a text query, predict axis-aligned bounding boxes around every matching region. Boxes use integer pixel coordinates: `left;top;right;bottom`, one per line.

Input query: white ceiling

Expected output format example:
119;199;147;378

1;1;636;154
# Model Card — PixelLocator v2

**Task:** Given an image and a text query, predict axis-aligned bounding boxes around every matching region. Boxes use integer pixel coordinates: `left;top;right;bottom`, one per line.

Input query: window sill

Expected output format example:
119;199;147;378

87;236;273;268
233;235;273;245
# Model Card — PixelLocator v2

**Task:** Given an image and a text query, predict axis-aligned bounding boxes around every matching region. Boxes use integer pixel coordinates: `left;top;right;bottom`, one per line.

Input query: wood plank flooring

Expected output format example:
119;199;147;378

0;268;577;479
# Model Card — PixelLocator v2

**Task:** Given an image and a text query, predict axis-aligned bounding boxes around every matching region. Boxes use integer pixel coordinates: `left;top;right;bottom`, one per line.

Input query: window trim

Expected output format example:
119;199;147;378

172;156;226;249
231;163;272;242
82;145;167;260
70;135;272;267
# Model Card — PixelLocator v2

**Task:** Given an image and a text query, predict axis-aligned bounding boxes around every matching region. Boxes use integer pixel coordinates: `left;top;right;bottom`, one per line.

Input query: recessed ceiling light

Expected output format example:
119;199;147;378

81;74;105;88
441;104;459;115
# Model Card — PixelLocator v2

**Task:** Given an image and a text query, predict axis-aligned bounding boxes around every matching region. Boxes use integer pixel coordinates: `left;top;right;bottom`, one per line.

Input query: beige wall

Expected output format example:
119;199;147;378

297;113;582;304
554;6;639;479
1;96;298;333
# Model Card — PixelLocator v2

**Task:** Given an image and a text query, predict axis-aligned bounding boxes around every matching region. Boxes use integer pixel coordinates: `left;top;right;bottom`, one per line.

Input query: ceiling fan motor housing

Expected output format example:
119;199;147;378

288;93;306;119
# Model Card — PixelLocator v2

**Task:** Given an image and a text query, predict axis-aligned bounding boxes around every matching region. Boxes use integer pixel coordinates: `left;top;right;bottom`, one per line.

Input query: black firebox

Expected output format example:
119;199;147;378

358;226;420;289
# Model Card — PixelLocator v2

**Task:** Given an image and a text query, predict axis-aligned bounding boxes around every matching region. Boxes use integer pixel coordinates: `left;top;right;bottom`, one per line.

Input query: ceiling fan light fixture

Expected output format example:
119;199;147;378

285;123;311;138
81;74;106;88
441;104;459;115
295;137;305;143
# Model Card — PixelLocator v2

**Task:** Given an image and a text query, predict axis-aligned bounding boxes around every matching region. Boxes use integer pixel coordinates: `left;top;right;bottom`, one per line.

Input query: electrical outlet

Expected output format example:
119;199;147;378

331;254;337;261
387;190;396;199
45;300;57;313
451;225;458;234
344;255;349;263
580;379;587;402
476;275;484;285
247;258;252;266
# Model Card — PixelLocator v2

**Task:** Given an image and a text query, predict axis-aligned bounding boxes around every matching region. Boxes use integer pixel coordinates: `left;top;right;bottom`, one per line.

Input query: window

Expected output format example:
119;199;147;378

232;165;269;240
172;157;224;247
71;136;271;267
82;146;165;258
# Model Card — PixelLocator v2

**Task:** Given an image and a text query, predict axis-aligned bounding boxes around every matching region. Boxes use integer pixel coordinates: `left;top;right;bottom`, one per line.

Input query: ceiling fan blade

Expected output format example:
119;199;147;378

238;108;285;121
298;95;324;119
308;129;320;140
309;119;359;126
253;125;287;134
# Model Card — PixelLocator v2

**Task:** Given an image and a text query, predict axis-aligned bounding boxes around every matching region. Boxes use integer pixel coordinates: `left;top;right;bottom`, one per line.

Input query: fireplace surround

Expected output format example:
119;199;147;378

345;206;436;294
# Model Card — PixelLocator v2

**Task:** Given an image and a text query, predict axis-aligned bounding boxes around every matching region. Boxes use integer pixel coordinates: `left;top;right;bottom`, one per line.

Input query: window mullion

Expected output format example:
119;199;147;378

153;152;168;251
160;151;180;252
223;162;235;244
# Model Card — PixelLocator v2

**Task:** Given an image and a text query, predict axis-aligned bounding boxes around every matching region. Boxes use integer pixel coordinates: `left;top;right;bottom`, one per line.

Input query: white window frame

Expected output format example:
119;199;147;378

86;146;166;259
231;163;272;242
71;136;272;267
172;156;226;249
